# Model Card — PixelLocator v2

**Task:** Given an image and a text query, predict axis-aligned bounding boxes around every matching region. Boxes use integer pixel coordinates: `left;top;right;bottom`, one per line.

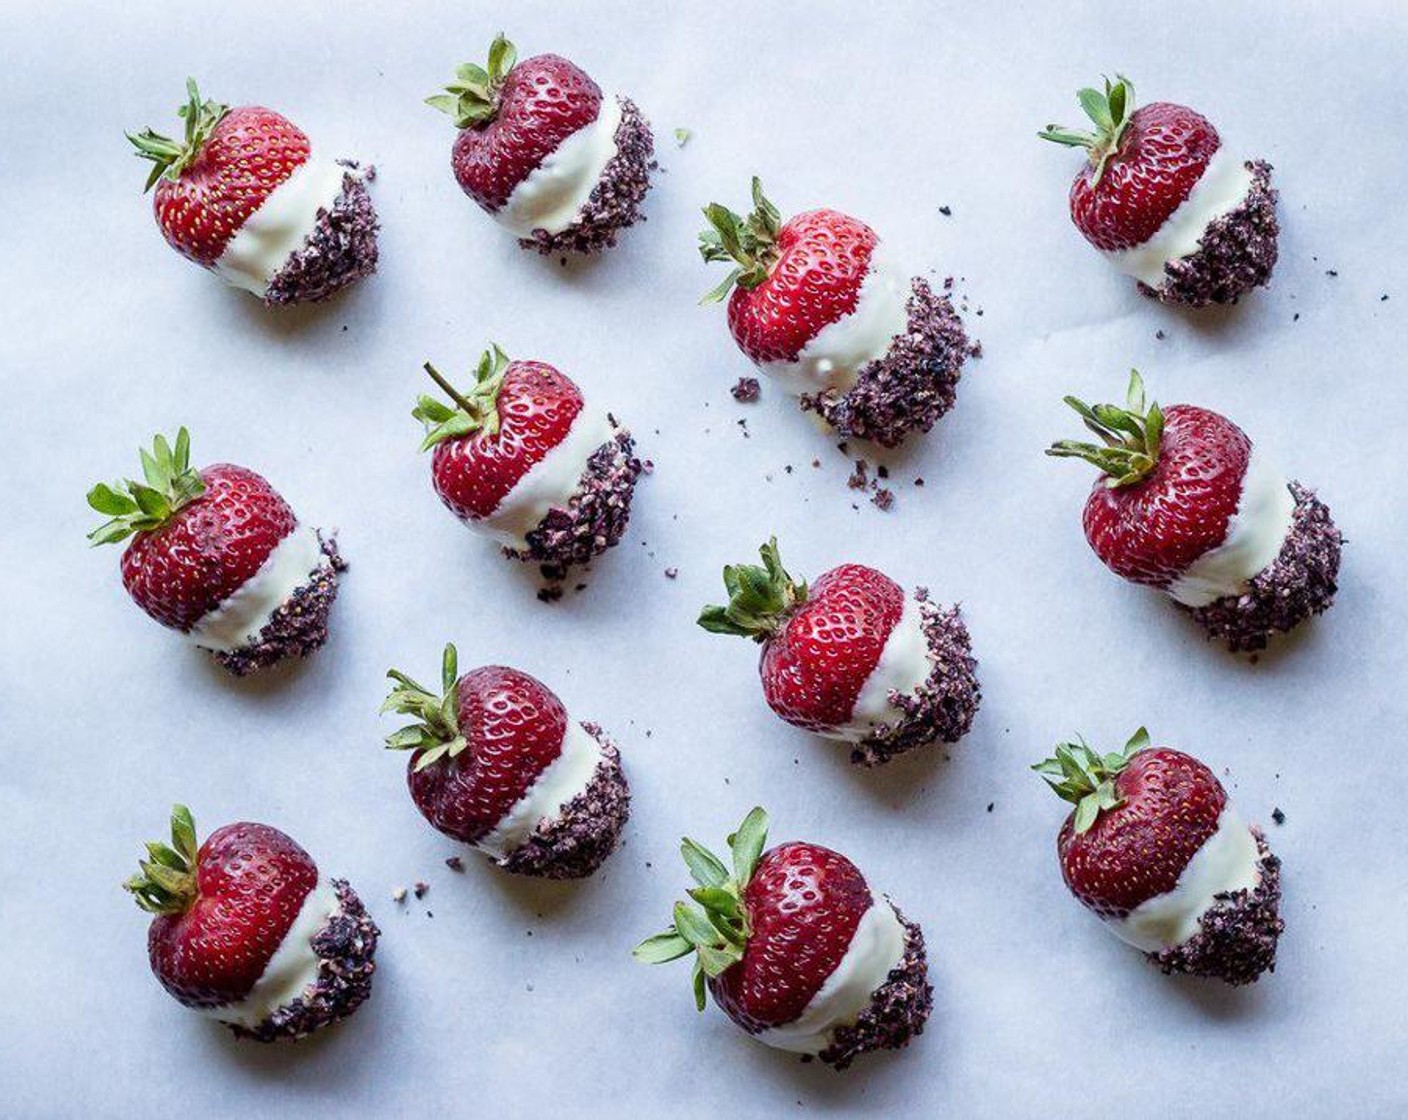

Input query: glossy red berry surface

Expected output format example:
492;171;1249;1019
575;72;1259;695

451;54;602;211
120;464;296;632
1081;404;1249;588
153;106;310;265
1069;102;1220;251
709;841;874;1031
148;822;318;1007
407;666;569;843
727;209;877;366
760;564;903;732
429;361;585;522
1058;748;1226;918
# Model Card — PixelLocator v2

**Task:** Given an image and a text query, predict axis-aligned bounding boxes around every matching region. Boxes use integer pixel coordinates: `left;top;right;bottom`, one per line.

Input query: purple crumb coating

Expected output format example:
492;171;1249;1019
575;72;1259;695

495;728;630;880
799;277;971;449
1187;483;1342;653
210;533;346;677
731;376;761;403
850;593;981;768
228;878;380;1042
815;905;932;1071
518;97;654;256
263;165;379;306
1139;160;1278;308
509;429;642;573
1149;828;1282;986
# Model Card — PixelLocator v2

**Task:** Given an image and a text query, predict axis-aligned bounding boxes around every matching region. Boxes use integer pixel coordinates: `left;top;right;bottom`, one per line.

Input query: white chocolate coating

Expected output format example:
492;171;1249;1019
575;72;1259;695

477;720;603;859
827;593;931;744
187;525;326;653
495;95;622;237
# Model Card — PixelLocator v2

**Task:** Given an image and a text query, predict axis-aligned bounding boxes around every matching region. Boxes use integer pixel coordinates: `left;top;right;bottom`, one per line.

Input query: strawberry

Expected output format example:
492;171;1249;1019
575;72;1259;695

699;179;971;446
1039;76;1278;306
634;807;931;1069
413;345;641;574
87;428;343;675
428;34;654;254
128;79;377;304
1047;372;1342;651
699;538;979;765
1033;730;1283;985
382;643;629;879
126;805;378;1040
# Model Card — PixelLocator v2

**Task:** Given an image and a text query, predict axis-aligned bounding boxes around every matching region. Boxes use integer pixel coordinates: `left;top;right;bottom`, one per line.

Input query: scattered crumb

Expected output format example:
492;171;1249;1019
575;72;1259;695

673;127;691;147
1272;808;1286;825
986;803;995;813
413;882;429;900
445;856;465;872
731;376;760;403
641;458;655;474
736;418;750;438
877;464;890;479
847;459;869;490
1155;329;1166;340
871;488;894;511
1325;269;1338;278
914;477;925;487
537;586;564;604
664;567;678;579
939;205;952;217
392;887;407;903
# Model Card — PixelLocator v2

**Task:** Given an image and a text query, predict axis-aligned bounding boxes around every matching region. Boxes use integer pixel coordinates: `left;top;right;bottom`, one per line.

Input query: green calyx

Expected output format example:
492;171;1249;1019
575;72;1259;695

413;345;512;451
426;33;519;129
124;804;200;915
382;643;468;772
697;537;808;643
126;78;230;192
1037;74;1135;187
632;806;769;1010
698;176;783;304
1033;727;1149;834
87;427;206;546
1046;370;1165;488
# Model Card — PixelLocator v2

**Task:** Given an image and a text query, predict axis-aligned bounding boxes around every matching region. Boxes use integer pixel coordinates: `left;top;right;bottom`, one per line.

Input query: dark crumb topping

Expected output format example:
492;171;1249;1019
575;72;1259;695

816;905;932;1071
1188;482;1342;653
210;533;346;677
731;376;761;403
1150;828;1282;987
1140;160;1278;308
850;593;981;767
799;277;973;449
519;97;655;256
263;165;379;306
229;878;380;1042
495;728;630;880
511;430;642;574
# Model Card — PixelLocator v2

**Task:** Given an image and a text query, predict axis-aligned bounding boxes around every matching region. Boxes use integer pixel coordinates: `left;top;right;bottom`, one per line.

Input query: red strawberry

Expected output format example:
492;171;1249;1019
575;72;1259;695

415;346;583;523
126;805;379;1039
87;428;341;673
1033;730;1283;984
1047;372;1247;589
1039;77;1218;252
382;644;629;879
699;179;877;366
428;35;600;212
129;81;310;265
634;807;931;1068
699;539;902;732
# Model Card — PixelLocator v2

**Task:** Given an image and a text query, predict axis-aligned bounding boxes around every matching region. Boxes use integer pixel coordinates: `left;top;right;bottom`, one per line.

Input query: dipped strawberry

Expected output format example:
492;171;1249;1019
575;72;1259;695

87;428;344;675
414;345;642;577
1047;372;1342;651
382;644;629;879
699;539;979;766
634;807;931;1069
1033;729;1283;985
126;805;378;1040
128;79;378;304
1039;76;1278;306
699;178;971;447
428;34;654;255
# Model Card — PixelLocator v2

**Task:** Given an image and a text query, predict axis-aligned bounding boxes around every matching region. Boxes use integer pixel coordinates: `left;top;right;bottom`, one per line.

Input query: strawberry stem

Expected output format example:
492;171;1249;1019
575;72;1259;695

697;537;808;642
412;345;512;451
1045;370;1165;489
125;805;200;914
697;177;783;304
632;806;769;1011
381;642;470;772
126;78;230;192
425;33;519;129
86;427;207;546
1037;74;1135;187
1032;728;1149;833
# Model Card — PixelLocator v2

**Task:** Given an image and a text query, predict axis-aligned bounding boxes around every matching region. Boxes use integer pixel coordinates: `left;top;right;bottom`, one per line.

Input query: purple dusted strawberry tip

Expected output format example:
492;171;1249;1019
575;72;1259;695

127;78;230;192
1032;727;1149;834
425;33;519;130
698;177;783;303
1038;74;1136;186
1046;370;1165;488
697;537;808;643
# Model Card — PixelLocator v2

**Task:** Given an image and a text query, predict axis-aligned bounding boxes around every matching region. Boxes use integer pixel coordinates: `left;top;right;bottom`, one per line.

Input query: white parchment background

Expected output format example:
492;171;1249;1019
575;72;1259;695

2;1;1406;1116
